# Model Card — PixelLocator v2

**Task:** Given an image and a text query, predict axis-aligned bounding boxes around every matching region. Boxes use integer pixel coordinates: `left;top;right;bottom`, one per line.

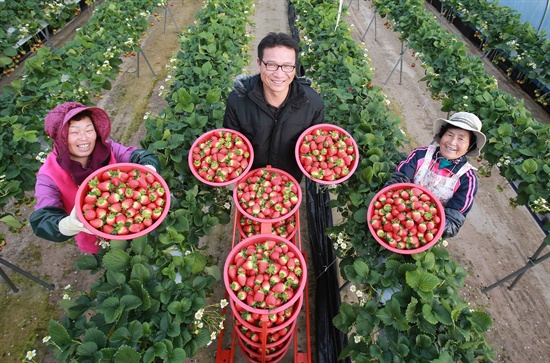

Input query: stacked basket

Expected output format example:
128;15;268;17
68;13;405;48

190;126;359;362
229;166;304;362
224;234;307;363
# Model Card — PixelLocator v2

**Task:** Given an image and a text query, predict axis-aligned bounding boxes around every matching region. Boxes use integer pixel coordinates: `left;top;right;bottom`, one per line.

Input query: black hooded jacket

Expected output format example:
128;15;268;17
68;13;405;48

223;74;324;182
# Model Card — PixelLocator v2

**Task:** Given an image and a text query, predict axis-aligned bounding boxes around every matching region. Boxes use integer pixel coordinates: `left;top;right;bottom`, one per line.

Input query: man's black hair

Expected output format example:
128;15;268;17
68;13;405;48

258;32;299;60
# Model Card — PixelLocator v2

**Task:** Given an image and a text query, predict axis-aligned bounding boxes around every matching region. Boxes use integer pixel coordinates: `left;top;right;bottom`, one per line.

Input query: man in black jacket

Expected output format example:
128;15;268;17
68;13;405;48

223;32;325;183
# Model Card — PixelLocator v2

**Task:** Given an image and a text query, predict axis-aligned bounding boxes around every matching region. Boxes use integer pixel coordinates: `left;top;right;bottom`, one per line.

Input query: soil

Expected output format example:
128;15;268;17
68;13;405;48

0;1;549;363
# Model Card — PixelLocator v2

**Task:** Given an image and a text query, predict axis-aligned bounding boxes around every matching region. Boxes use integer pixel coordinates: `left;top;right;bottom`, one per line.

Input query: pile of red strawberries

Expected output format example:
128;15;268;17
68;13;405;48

190;130;252;184
81;167;167;236
234;168;300;220
296;126;357;182
369;186;443;250
226;239;304;310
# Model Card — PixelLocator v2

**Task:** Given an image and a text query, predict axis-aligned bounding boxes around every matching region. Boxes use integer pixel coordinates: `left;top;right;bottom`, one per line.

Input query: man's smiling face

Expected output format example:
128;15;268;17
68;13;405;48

258;46;296;96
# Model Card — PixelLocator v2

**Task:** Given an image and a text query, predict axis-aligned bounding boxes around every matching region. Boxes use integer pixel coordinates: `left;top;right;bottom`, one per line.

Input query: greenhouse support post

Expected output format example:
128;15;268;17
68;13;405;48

137;46;156;78
384;41;409;85
163;3;180;34
361;9;377;42
0;256;55;293
482;242;550;293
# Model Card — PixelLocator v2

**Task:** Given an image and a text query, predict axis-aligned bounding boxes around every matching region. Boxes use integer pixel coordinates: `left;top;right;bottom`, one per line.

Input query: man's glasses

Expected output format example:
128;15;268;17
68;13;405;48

261;59;296;73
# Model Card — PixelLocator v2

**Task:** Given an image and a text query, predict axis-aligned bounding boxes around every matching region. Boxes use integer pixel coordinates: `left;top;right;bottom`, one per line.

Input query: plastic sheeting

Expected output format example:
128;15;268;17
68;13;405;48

490;0;550;35
305;180;351;363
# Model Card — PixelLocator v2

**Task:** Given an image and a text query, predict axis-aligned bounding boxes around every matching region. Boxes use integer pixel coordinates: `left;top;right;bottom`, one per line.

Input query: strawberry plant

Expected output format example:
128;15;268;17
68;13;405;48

291;0;496;361
0;0;80;75
438;0;550;107
48;237;216;362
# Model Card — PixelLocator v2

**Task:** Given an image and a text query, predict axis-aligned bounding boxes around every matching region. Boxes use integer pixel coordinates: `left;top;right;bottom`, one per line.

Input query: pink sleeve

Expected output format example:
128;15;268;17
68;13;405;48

34;174;64;210
110;140;138;162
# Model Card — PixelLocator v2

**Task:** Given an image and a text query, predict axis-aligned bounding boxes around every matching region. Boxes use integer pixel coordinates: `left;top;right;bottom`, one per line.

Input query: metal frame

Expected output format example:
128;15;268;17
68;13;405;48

0;256;54;293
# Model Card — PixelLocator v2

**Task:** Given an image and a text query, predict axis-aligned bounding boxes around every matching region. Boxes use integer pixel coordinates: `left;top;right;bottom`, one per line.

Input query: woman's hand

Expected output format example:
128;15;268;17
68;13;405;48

58;208;93;236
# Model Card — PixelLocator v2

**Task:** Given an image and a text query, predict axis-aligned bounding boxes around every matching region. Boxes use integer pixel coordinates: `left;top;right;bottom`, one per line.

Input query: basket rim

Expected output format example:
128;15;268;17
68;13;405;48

367;182;446;254
294;123;359;185
75;162;170;240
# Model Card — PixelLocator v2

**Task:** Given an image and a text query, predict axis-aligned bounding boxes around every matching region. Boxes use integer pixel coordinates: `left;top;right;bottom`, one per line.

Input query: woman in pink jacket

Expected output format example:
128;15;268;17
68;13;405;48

30;102;159;253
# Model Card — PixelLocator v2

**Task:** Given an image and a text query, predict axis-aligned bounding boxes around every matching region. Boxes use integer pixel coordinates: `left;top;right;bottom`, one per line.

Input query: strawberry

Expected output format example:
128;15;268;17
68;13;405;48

89;218;104;229
152;208;163;220
265;292;278;307
83;209;96;221
229;281;242;292
105;213;117;226
271;282;286;294
97;181;112;192
253;290;265;303
102;224;115;235
84;194;98;205
95;197;108;209
236;290;247;301
227;264;237;280
128;223;144;234
236;273;247;287
109;202;122;214
95;208;108;219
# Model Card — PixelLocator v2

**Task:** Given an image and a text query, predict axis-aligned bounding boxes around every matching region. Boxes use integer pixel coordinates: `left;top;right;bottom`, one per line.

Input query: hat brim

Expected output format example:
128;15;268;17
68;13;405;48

433;118;486;158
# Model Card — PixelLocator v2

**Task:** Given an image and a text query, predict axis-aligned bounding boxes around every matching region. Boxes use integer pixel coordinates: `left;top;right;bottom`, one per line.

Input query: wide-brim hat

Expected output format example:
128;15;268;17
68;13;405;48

433;112;486;158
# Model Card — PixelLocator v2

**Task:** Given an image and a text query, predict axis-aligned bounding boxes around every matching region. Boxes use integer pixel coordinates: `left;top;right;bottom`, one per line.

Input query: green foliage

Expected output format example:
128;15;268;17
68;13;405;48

292;0;496;361
48;0;254;361
373;0;550;228
0;0;80;73
48;238;216;362
441;0;550;106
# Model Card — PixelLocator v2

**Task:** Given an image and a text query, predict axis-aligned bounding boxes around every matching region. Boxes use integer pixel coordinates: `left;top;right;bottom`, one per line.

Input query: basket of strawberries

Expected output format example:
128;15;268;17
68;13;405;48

367;183;446;254
295;123;359;184
75;163;170;240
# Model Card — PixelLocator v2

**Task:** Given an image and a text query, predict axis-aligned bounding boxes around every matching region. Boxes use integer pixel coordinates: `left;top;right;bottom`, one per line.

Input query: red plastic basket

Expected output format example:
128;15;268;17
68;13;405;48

236;210;298;240
237;332;293;363
188;128;254;187
75;163;170;240
230;295;303;334
295;123;359;185
223;234;307;315
233;167;302;224
367;183;446;254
